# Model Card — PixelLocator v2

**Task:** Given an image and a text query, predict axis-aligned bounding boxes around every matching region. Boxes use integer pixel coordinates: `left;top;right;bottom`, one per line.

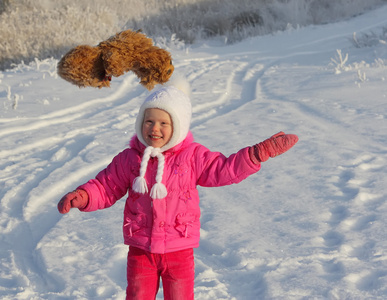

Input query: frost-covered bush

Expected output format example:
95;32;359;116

351;27;387;48
1;0;387;70
330;49;350;74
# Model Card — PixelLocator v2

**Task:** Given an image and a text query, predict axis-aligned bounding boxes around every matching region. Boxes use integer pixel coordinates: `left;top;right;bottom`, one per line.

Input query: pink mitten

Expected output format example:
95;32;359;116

249;132;299;163
57;189;89;214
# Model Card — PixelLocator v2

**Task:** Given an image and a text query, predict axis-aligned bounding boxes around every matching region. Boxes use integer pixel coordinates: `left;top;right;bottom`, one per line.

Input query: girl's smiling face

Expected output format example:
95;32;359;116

142;108;173;148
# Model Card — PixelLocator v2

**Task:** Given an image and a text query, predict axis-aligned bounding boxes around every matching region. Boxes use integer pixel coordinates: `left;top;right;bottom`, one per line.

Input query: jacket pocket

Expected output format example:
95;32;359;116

124;212;147;237
175;212;197;238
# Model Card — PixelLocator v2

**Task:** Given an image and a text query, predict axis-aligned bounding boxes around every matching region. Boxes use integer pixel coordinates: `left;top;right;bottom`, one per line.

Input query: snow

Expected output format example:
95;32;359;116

1;5;387;300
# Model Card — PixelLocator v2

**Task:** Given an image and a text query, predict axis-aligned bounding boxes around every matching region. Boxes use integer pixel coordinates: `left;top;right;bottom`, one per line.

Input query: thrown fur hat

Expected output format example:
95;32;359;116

132;77;192;199
57;29;174;90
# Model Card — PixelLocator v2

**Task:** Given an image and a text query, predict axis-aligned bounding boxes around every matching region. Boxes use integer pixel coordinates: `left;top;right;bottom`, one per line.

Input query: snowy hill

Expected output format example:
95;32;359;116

1;4;387;300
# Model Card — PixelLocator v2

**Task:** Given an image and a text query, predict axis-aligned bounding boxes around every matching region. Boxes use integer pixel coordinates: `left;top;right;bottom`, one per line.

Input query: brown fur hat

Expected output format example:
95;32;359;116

57;29;174;90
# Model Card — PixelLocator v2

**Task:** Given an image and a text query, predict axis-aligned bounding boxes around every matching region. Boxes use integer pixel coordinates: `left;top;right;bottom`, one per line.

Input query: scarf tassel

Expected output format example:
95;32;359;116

150;182;167;199
133;176;148;194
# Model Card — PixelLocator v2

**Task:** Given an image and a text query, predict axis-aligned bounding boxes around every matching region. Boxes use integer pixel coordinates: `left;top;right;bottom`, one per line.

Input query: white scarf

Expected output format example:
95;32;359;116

132;146;168;199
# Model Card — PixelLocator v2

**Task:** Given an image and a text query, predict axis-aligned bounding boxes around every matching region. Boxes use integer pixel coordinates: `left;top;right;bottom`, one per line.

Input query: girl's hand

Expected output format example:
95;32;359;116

57;189;89;214
249;132;299;163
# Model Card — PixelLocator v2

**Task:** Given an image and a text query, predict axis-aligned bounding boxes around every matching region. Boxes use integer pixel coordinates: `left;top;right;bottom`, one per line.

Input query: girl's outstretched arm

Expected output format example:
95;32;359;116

195;131;298;187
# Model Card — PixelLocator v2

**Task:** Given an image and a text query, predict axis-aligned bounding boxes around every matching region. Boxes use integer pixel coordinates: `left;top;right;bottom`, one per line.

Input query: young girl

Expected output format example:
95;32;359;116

57;84;298;300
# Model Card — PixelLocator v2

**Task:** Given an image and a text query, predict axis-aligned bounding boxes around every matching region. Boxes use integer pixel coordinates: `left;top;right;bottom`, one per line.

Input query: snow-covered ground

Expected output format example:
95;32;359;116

1;5;387;300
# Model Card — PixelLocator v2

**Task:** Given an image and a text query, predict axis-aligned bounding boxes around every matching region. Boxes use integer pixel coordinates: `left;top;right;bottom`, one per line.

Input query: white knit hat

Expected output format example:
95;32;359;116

133;81;192;199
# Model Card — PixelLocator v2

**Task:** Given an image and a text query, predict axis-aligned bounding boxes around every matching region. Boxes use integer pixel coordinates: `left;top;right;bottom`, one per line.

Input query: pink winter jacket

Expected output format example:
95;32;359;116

78;132;261;254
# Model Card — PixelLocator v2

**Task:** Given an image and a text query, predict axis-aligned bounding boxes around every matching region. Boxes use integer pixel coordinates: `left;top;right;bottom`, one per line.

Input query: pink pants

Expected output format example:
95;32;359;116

126;246;195;300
